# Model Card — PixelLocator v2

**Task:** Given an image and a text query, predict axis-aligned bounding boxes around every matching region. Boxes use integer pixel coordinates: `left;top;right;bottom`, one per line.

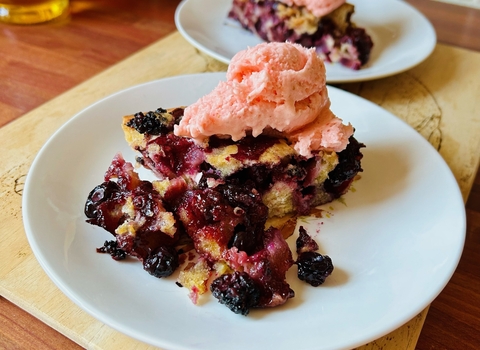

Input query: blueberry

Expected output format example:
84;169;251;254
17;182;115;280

143;246;179;278
84;181;120;218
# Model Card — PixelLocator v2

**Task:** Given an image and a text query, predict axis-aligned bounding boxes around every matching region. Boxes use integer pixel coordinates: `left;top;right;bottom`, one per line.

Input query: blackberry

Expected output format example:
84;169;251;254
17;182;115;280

296;251;334;287
96;240;127;261
325;136;364;196
125;108;175;135
143;246;179;278
219;181;268;222
210;272;261;315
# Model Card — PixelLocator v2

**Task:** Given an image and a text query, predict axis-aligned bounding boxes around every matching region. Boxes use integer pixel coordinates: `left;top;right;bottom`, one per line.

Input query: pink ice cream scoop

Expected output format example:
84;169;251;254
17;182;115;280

174;42;353;157
278;0;346;17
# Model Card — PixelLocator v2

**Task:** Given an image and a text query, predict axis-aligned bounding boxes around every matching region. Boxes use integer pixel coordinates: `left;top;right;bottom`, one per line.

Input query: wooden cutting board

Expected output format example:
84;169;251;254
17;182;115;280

1;31;479;349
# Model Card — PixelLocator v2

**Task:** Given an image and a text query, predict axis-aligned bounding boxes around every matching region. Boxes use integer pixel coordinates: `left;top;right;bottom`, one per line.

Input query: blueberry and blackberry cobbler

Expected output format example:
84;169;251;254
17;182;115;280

84;42;364;315
85;107;363;315
228;0;373;70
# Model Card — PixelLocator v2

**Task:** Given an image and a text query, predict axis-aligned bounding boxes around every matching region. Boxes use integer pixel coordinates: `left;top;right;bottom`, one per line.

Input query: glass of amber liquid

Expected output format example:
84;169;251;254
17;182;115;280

0;0;69;24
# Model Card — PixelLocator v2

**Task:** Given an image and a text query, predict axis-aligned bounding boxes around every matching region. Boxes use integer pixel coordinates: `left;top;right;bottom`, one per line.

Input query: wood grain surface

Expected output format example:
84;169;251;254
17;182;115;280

0;0;179;128
0;0;479;349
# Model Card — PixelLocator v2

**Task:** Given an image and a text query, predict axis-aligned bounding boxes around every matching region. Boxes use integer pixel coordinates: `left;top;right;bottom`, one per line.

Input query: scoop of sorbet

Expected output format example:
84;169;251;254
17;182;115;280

174;42;353;157
278;0;346;17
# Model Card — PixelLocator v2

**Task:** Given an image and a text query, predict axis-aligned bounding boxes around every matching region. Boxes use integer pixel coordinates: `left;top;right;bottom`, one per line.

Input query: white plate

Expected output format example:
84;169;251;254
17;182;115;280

23;72;465;350
175;0;436;83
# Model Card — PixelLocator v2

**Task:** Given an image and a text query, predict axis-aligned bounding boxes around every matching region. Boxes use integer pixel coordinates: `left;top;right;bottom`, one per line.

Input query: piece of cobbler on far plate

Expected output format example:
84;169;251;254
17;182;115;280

228;0;373;70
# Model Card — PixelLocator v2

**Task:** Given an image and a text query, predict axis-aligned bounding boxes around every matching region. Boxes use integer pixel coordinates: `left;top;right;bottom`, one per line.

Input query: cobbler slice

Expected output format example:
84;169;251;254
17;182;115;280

84;106;363;315
228;0;373;69
84;41;364;316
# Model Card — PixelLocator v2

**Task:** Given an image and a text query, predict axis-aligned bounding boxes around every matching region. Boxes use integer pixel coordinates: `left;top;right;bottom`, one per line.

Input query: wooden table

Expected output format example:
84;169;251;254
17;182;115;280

1;0;479;349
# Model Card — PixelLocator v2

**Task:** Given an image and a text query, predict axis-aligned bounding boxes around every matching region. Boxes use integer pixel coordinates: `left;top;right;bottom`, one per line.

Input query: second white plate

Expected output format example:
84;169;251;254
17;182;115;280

175;0;437;83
